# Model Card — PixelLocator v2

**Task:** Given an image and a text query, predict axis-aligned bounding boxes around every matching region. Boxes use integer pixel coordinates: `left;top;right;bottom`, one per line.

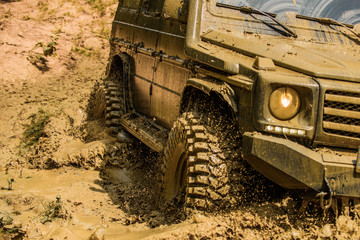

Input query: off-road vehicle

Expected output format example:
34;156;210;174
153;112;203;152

104;0;360;211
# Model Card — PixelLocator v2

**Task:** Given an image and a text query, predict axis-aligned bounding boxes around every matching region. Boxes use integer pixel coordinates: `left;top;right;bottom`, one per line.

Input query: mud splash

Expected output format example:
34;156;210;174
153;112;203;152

2;166;359;239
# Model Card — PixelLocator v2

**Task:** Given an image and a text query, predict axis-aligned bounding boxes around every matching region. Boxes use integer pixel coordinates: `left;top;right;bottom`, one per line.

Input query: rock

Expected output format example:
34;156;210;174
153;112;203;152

320;224;333;238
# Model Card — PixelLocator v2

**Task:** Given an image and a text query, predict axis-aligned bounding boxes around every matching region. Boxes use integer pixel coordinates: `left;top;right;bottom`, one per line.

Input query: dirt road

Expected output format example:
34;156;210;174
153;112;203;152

0;1;359;239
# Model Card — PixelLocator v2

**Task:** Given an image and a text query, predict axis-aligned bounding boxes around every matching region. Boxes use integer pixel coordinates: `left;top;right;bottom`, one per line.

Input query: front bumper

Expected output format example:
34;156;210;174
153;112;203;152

242;132;360;198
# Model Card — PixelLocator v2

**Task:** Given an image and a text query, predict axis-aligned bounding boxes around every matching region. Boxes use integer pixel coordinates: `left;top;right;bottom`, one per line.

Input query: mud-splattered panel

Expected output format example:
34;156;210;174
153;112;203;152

151;61;190;128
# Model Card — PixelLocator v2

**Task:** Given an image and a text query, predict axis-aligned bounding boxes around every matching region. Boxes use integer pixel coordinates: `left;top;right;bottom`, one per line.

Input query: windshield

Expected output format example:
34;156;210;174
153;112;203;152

218;0;360;25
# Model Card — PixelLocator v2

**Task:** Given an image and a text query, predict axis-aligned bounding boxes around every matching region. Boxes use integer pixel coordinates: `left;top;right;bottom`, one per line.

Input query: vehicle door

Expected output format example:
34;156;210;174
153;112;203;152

151;0;190;128
131;0;163;117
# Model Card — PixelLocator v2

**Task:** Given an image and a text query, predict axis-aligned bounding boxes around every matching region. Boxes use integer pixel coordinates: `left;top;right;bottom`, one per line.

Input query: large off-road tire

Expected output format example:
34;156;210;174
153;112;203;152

104;77;124;134
104;55;130;135
161;111;242;211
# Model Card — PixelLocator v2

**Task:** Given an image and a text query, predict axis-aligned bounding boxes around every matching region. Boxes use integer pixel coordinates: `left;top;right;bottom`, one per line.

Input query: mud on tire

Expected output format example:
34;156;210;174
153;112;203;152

161;111;242;211
104;54;131;135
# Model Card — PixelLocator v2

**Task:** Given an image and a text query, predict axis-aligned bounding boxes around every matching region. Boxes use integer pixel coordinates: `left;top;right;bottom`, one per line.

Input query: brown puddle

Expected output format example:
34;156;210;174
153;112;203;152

0;168;208;240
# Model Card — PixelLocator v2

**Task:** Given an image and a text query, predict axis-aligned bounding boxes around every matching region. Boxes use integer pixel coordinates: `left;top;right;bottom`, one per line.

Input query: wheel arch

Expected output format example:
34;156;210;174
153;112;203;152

180;78;238;118
105;54;124;79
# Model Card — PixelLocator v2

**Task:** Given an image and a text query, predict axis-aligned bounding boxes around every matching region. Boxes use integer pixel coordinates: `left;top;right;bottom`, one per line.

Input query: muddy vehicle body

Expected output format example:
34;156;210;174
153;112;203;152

104;0;360;211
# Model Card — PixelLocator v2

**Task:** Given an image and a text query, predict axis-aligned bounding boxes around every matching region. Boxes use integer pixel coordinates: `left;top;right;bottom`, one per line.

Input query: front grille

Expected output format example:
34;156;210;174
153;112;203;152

323;90;360;139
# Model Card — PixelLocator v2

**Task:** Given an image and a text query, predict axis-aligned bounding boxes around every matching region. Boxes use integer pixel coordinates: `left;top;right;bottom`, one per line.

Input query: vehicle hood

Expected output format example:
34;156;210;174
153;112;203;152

202;30;360;82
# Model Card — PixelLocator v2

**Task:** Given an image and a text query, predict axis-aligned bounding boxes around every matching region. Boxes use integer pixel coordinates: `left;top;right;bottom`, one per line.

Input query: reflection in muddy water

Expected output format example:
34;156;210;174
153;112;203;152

219;0;360;24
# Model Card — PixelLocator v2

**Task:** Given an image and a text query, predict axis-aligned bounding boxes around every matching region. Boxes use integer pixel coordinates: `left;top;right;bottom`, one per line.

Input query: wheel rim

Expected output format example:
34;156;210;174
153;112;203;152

176;152;187;190
172;142;187;195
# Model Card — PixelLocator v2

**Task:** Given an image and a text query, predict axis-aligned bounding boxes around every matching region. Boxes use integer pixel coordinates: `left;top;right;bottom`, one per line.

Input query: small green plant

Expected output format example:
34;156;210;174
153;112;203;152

86;0;117;16
41;195;63;224
7;178;15;190
21;109;51;148
99;21;111;38
23;15;30;21
87;0;106;16
38;1;49;13
71;46;94;57
53;27;62;35
33;33;59;58
27;33;60;71
1;178;15;190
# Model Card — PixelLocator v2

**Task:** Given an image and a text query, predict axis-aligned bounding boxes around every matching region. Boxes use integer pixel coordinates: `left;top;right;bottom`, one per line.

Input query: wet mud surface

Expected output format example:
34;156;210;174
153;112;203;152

1;0;360;239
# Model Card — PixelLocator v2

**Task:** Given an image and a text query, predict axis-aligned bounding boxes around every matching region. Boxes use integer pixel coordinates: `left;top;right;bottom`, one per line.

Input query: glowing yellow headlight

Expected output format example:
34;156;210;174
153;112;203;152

269;87;300;120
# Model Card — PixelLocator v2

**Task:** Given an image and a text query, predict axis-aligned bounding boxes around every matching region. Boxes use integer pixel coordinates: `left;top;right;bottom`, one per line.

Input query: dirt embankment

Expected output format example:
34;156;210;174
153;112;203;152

1;1;360;239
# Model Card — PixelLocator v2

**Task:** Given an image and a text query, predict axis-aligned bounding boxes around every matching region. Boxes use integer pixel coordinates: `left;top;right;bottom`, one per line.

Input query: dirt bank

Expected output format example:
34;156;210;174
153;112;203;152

1;0;360;239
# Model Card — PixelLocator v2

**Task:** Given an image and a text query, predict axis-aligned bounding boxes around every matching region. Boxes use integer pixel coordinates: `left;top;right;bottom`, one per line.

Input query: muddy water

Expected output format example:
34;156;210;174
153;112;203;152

0;169;112;239
0;168;219;239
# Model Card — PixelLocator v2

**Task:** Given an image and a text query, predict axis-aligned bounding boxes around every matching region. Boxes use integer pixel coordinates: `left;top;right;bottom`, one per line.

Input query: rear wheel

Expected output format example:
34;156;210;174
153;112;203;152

104;76;124;134
161;111;242;211
104;54;131;135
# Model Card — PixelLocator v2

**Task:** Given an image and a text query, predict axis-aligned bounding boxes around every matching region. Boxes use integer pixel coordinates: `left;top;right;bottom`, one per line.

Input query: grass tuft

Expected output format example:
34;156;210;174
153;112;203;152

86;0;117;16
41;195;63;224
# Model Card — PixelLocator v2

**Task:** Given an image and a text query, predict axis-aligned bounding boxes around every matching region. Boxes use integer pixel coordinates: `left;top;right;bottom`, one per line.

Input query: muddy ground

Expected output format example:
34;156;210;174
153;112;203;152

0;1;360;239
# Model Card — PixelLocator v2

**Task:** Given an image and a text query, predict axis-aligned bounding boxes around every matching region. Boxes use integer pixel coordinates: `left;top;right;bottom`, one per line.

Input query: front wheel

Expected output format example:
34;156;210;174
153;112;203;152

161;112;241;211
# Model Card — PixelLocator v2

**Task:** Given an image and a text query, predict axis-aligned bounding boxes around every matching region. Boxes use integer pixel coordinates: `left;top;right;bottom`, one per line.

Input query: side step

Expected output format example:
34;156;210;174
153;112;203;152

119;112;169;152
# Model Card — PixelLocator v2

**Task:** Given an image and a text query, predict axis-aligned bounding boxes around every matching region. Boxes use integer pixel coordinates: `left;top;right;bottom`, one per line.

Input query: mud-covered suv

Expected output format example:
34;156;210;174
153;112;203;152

104;0;360;211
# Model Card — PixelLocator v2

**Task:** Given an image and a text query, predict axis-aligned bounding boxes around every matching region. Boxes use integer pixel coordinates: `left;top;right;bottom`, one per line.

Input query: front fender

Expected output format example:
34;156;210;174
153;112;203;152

184;78;238;113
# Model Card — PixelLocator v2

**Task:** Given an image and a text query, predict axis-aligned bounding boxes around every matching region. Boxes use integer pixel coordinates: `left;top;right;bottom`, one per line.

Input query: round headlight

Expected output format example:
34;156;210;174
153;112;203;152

269;87;300;120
